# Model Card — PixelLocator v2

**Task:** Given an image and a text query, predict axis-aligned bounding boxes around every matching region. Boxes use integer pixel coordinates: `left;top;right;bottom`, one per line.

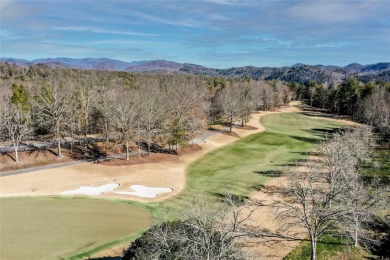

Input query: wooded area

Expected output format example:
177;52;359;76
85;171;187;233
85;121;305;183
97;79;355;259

0;63;291;162
0;63;389;260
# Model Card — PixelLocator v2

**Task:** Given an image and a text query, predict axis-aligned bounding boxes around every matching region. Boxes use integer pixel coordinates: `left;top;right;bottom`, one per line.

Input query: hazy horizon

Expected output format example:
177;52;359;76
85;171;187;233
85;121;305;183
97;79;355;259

1;0;389;69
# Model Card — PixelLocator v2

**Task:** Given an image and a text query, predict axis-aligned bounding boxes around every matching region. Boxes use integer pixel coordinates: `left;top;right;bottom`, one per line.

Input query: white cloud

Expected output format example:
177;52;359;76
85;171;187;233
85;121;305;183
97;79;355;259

52;26;158;37
131;10;204;28
288;0;386;23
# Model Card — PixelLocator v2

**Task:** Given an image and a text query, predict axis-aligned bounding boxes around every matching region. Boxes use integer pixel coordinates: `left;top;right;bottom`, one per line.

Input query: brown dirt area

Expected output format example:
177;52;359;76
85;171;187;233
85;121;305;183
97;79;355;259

239;166;308;259
0;149;75;172
99;145;202;166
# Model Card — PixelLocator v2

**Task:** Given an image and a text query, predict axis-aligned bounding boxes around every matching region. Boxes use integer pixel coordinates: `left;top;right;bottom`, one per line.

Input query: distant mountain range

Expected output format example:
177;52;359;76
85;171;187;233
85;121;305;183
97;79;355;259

1;57;389;84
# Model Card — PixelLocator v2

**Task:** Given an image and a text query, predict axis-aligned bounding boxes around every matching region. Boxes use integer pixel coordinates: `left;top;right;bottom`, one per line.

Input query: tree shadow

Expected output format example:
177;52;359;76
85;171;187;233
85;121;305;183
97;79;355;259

1;152;16;162
87;143;107;160
289;135;320;144
361;175;390;186
367;217;390;258
302;127;345;139
251;184;266;191
210;192;249;206
254;170;283;177
28;146;58;158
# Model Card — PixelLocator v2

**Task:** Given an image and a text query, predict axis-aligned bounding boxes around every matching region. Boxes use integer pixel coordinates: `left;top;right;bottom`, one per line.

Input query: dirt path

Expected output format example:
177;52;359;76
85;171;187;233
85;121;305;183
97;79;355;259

0;111;274;202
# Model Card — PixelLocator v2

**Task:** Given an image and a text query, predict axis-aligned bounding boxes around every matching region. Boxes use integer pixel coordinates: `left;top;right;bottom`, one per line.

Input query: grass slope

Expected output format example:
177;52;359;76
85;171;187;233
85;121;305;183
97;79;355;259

163;112;345;210
0;197;151;260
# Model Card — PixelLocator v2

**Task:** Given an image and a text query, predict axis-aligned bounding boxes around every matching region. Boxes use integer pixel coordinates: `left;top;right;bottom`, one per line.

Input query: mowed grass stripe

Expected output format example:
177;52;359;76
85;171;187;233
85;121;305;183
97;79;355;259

163;112;345;209
0;197;151;260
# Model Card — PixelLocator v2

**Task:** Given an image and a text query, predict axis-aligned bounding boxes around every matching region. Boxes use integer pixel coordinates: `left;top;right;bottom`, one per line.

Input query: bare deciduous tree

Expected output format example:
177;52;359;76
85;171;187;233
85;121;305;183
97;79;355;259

34;77;70;158
123;196;259;260
276;166;346;260
113;90;138;160
138;77;165;156
218;82;242;133
75;74;98;157
278;126;386;260
1;103;31;163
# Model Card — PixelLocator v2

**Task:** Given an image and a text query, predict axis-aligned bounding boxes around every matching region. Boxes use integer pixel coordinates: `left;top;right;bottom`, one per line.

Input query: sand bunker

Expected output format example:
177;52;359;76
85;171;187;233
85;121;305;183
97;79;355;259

61;183;119;195
115;185;172;198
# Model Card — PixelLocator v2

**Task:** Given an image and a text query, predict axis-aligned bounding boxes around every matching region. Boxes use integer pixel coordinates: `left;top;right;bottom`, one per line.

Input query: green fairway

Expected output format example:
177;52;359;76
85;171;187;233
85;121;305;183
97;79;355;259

163;113;345;209
0;197;151;260
0;112;347;259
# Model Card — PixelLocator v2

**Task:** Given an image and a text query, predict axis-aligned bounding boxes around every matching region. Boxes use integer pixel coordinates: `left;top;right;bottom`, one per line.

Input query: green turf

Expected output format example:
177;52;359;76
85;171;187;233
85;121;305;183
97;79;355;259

283;235;368;260
162;113;345;211
0;112;347;259
0;197;151;260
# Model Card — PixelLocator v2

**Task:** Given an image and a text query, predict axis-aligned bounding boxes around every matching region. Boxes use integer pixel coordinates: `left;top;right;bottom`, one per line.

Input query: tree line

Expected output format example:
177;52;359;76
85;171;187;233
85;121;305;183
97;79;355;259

0;64;291;162
290;78;390;145
277;126;389;260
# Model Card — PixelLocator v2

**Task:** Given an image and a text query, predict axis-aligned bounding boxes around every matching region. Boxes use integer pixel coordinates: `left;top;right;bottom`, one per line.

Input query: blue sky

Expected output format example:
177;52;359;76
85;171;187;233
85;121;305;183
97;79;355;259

0;0;389;68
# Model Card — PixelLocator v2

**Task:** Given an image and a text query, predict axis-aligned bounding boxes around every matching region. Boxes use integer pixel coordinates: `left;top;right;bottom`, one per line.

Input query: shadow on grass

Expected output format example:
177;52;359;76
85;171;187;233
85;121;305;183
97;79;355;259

368;217;390;258
210;192;249;206
251;184;266;191
254;170;283;177
362;175;390;186
289;135;319;144
303;127;346;139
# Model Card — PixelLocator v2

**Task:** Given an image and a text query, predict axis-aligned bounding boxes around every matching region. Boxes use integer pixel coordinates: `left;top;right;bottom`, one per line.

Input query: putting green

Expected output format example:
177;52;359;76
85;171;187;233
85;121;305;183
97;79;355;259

0;197;151;260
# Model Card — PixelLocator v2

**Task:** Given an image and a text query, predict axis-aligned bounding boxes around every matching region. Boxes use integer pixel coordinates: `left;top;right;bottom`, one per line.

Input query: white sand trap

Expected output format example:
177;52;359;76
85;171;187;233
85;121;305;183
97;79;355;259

61;183;119;195
115;185;173;198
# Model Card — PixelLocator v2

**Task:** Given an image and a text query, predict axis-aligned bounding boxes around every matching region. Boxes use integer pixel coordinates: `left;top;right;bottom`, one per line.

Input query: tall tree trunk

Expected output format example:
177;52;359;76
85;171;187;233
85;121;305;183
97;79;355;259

147;128;151;156
229;115;233;133
56;121;62;158
126;140;129;161
354;214;359;247
57;139;62;158
84;133;87;158
13;141;19;163
310;237;317;260
70;138;74;154
105;121;109;144
137;122;141;158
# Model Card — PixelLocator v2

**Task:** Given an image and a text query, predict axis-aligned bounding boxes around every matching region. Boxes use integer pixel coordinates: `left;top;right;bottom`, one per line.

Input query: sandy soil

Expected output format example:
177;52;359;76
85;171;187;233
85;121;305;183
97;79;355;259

239;171;307;259
0;111;273;202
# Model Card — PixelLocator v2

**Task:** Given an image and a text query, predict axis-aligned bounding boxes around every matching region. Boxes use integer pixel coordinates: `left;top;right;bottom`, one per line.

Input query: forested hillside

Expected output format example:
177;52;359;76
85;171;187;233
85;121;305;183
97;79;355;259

1;59;389;85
